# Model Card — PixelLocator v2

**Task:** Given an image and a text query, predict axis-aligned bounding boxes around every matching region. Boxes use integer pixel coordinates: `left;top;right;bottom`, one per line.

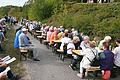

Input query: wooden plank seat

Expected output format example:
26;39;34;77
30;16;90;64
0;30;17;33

33;33;40;38
57;49;64;53
19;47;28;61
43;40;49;43
85;67;100;79
86;67;100;72
37;36;44;44
57;49;71;62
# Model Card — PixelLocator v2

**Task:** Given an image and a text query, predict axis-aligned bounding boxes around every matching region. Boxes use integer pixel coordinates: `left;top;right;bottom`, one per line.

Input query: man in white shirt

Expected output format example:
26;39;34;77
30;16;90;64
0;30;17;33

60;33;71;50
68;36;80;70
113;38;120;75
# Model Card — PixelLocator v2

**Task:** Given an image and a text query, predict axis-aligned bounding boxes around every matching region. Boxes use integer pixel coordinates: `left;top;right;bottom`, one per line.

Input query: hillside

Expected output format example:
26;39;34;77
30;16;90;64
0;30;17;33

48;3;120;40
0;6;22;19
0;1;119;40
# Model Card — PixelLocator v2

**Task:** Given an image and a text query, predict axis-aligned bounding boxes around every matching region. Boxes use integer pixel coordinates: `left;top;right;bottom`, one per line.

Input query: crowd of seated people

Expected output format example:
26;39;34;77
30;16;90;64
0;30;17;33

19;19;119;80
0;17;20;80
0;20;8;51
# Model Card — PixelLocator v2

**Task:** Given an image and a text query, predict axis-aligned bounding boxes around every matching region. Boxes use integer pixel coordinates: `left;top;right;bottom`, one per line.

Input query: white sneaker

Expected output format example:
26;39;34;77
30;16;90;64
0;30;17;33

77;73;83;78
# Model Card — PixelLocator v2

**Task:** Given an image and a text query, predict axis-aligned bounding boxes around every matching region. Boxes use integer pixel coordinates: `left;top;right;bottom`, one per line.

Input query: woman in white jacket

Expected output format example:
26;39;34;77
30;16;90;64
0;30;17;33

77;41;98;78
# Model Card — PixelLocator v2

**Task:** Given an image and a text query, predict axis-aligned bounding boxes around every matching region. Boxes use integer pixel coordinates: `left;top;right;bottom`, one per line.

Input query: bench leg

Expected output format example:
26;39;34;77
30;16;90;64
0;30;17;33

20;53;22;61
46;44;49;49
61;54;64;61
58;52;60;57
40;38;43;44
20;52;27;61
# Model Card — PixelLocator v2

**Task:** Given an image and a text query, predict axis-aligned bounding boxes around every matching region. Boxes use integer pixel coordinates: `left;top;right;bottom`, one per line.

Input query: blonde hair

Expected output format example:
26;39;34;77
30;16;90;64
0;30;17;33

89;41;96;48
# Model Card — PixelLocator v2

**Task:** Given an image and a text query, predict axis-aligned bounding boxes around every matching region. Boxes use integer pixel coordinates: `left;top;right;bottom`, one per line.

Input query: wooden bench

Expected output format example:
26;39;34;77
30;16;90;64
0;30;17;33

57;49;64;61
57;49;69;61
43;40;49;43
20;48;28;61
85;67;100;79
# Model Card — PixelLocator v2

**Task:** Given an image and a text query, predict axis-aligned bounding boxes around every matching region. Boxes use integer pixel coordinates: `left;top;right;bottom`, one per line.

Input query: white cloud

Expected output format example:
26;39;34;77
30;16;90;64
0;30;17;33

0;0;29;7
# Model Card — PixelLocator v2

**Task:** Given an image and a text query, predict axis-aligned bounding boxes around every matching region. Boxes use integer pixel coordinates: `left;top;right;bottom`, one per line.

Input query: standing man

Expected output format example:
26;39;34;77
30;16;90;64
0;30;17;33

113;38;120;76
19;28;40;61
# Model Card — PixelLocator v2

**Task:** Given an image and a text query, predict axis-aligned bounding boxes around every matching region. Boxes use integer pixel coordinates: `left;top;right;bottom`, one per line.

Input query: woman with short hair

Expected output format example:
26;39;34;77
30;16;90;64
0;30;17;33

77;41;98;78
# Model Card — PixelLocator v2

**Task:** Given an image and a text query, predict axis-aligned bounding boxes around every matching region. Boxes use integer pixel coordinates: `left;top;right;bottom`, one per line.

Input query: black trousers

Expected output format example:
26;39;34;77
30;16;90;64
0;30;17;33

0;67;14;79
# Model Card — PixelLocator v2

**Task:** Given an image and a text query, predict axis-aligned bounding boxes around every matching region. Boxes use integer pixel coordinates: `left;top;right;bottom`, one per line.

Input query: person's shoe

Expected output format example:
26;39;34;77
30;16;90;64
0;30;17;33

69;65;75;70
33;58;40;61
77;73;83;78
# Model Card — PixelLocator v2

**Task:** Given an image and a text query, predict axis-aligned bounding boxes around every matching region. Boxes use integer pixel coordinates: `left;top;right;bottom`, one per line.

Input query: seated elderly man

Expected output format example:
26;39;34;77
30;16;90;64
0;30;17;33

68;36;80;70
60;33;71;50
77;41;98;78
19;28;40;61
80;36;90;50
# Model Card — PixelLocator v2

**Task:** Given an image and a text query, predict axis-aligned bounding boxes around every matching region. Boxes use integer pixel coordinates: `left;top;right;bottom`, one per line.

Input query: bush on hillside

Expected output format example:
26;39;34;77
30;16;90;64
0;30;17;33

28;0;63;21
48;3;120;40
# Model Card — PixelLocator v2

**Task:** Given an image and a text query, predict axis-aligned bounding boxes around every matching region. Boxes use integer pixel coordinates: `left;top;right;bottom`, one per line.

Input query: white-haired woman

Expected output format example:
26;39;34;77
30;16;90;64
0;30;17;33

98;36;112;50
80;36;90;50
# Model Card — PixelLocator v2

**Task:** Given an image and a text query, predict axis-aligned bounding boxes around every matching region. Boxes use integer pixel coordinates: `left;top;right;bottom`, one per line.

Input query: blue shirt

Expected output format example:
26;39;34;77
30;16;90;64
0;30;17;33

19;33;30;47
14;30;22;48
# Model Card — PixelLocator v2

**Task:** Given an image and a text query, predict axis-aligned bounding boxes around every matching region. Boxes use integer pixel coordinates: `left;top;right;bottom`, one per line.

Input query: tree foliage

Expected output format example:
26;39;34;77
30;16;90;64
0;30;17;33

48;3;120;40
28;0;63;21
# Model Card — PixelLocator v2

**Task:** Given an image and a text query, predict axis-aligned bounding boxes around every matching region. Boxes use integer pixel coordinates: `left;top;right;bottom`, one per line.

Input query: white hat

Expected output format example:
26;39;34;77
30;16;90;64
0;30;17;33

65;29;68;33
22;28;28;32
72;28;75;31
60;26;63;28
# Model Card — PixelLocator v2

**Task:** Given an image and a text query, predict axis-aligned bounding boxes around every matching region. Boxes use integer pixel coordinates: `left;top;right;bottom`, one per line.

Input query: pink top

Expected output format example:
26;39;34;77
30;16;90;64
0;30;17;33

47;31;52;41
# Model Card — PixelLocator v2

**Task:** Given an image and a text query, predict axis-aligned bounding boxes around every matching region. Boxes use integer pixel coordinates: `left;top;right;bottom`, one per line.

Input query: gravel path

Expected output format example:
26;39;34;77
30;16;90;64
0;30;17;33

23;34;80;80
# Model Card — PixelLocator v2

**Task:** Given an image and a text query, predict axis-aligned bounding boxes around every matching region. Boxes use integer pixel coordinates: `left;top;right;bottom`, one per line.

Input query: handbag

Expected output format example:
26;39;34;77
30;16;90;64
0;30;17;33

86;49;99;67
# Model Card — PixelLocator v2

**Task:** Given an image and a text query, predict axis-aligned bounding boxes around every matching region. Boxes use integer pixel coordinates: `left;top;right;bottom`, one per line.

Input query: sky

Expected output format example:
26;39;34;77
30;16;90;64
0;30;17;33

0;0;29;7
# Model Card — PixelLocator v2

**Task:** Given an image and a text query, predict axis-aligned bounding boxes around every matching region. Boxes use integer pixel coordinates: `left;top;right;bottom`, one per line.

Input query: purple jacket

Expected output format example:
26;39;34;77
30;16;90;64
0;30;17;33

99;50;114;70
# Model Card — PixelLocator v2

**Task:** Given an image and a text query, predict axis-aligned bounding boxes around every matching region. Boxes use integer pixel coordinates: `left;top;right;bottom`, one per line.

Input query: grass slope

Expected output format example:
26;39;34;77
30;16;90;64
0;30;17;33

48;3;120;40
